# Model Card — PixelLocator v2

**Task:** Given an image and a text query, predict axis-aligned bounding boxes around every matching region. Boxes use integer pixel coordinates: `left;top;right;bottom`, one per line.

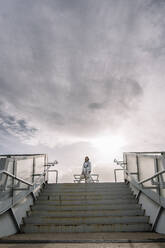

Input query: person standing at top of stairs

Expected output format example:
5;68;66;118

79;156;92;183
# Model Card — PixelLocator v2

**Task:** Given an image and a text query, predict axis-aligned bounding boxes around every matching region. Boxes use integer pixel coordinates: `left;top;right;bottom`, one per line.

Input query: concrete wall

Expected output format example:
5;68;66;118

0;187;43;238
0;155;46;238
129;181;165;234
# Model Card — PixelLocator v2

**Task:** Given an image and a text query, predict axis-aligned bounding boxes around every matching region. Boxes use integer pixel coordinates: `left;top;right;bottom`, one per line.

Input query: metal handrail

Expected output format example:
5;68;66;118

114;169;124;183
114;156;165;232
114;159;165;187
0;161;58;191
0;159;58;190
138;169;165;185
46;161;59;183
0;170;33;187
114;159;126;168
0;165;53;189
73;174;99;183
0;163;58;215
47;169;58;184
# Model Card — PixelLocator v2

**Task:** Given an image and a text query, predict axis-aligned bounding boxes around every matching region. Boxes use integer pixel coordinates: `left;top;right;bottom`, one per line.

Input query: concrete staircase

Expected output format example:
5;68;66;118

21;183;151;232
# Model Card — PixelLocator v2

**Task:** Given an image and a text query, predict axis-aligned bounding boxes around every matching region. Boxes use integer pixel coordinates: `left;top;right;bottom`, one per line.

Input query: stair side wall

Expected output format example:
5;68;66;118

0;186;43;238
129;183;165;234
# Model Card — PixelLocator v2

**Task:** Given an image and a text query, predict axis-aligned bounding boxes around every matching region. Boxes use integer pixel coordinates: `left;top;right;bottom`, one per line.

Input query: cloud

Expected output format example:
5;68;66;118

88;102;105;110
0;0;165;182
0;108;37;142
0;0;145;141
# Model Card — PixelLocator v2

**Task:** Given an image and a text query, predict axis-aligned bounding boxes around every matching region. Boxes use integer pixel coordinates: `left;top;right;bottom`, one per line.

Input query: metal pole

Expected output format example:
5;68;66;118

154;157;161;195
32;157;36;183
56;170;58;183
12;159;17;205
136;155;140;181
114;169;117;182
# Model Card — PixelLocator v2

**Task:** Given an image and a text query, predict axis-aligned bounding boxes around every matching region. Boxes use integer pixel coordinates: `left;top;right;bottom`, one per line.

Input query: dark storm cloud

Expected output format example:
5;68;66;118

88;78;142;111
88;102;105;110
0;0;163;142
0;109;37;139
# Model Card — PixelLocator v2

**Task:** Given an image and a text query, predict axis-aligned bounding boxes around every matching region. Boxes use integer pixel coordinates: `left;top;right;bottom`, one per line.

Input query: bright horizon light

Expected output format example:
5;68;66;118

90;134;127;163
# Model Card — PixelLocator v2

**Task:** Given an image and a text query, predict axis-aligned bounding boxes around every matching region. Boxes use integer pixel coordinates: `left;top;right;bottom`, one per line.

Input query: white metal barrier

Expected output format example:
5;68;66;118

114;152;165;234
73;174;99;183
0;154;58;238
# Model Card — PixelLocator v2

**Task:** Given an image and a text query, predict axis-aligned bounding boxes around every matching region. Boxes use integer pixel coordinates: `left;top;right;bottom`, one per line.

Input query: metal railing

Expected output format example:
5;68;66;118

138;169;165;188
0;161;59;190
114;158;138;183
114;156;165;189
46;161;59;184
0;154;59;235
0;156;59;214
0;170;33;189
114;153;165;231
73;174;99;183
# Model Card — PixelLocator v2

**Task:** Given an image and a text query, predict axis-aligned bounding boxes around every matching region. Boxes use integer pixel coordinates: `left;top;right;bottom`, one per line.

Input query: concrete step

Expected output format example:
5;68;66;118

38;194;135;201
21;182;150;233
28;209;145;218
45;183;128;189
46;182;126;186
47;182;126;186
44;183;129;188
43;188;132;194
44;183;130;189
21;223;151;232
24;215;149;225
41;191;133;197
44;186;130;191
35;198;137;206
32;203;141;211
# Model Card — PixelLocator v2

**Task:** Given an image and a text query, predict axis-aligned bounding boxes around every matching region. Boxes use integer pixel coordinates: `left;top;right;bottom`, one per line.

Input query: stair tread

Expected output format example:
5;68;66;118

42;191;132;193
29;209;144;217
35;200;137;206
24;216;149;225
22;223;151;232
22;183;150;233
32;203;141;211
42;192;133;196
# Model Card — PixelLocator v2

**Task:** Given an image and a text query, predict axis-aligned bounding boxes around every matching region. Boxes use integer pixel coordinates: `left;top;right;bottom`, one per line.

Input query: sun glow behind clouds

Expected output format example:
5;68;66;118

90;134;127;163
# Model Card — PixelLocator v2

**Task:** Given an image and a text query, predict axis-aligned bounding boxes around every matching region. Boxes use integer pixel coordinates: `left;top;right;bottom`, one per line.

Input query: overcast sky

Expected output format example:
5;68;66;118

0;0;165;182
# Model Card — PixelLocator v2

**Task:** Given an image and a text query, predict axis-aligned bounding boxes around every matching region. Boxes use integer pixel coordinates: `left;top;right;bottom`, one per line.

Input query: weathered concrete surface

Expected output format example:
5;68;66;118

0;243;165;248
22;183;151;233
1;232;165;248
2;232;165;240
